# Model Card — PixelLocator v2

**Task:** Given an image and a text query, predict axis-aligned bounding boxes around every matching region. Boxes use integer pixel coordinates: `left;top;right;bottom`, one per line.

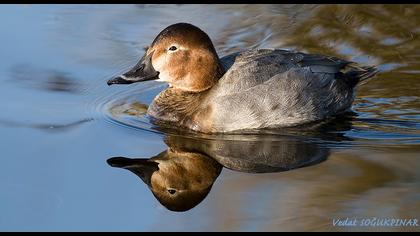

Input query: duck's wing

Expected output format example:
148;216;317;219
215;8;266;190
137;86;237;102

295;52;378;86
217;49;377;95
220;49;351;72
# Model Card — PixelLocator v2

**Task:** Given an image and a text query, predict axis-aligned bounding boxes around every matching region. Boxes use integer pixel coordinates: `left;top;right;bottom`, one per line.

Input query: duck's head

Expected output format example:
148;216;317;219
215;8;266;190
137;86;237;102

107;23;224;92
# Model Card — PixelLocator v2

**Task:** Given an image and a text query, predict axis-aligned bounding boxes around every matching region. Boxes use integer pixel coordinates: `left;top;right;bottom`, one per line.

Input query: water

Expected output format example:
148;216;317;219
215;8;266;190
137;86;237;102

0;4;419;231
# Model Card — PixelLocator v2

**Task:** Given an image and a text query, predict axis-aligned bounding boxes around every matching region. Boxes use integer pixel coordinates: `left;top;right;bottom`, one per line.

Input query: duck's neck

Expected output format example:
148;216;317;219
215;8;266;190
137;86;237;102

147;87;211;130
177;58;226;93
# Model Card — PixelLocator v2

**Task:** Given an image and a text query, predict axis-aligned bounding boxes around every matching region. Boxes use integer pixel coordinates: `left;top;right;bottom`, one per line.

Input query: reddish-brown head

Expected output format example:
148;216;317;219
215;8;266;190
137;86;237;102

108;23;224;92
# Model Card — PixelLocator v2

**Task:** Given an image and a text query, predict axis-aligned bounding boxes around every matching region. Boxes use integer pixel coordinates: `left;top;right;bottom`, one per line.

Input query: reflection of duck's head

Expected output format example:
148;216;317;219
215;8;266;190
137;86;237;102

107;148;222;212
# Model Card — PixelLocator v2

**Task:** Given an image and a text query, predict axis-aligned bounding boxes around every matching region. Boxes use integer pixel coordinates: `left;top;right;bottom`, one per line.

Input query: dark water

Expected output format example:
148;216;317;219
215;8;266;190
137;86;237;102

1;4;419;231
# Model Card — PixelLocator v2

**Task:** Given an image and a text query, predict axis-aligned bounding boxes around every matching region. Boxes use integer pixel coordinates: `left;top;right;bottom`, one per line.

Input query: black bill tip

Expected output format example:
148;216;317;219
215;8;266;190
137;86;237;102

107;157;132;167
107;76;133;86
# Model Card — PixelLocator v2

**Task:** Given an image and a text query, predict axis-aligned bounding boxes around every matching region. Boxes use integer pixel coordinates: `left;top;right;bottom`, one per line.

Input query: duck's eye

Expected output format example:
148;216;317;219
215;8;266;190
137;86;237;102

168;46;178;51
167;189;177;195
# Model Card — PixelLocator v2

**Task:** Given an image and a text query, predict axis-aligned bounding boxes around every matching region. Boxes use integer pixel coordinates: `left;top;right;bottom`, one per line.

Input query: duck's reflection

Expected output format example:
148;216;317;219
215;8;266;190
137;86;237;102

107;130;334;212
108;142;221;212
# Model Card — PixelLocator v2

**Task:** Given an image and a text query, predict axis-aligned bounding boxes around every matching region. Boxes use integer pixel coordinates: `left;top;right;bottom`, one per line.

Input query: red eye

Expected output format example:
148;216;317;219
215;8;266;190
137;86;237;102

168;46;177;51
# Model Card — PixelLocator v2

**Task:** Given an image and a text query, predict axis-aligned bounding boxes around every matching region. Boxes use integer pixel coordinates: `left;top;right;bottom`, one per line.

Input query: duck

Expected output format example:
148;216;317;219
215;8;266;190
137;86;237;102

107;22;378;133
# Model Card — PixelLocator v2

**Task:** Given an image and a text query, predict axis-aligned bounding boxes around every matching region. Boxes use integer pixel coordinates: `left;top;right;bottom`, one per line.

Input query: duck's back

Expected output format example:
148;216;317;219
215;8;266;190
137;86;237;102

204;49;377;132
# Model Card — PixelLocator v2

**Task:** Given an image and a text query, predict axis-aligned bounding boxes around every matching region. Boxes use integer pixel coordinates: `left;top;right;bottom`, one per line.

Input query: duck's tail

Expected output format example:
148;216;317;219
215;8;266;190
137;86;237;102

342;64;379;87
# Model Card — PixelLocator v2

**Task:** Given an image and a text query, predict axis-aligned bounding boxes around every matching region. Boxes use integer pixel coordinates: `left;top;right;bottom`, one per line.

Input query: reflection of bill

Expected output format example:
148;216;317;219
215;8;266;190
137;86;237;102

107;133;331;212
332;217;419;227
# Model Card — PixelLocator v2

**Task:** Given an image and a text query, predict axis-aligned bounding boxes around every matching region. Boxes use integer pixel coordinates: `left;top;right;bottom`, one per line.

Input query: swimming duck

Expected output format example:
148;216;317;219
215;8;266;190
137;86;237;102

107;23;378;133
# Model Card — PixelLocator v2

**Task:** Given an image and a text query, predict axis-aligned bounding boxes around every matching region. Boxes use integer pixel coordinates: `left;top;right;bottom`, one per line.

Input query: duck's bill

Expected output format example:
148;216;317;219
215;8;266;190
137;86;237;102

107;73;159;85
107;51;159;86
107;157;159;186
